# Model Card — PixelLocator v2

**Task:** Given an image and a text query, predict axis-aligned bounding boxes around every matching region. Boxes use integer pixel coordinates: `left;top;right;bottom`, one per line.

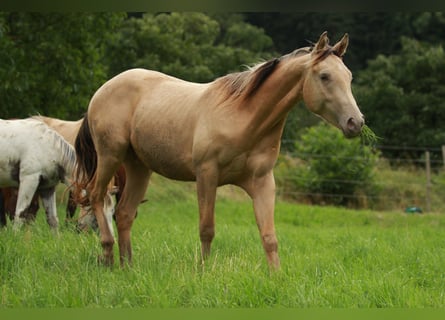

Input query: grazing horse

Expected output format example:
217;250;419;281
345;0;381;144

32;115;126;228
74;32;364;269
0;118;76;229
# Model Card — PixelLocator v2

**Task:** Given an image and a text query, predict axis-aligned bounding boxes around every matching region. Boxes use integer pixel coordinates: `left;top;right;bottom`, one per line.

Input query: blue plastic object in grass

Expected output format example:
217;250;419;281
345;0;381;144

405;207;423;214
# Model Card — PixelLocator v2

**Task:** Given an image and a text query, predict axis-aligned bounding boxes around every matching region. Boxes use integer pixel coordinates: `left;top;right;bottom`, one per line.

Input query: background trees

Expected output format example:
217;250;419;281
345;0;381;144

105;13;275;82
0;12;444;156
354;37;445;159
0;12;125;119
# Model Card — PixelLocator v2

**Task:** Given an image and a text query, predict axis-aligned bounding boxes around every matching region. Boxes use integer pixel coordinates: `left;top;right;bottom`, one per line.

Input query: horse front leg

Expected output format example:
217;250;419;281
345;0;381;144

241;171;280;270
66;190;77;222
39;187;59;231
14;174;40;230
196;164;218;263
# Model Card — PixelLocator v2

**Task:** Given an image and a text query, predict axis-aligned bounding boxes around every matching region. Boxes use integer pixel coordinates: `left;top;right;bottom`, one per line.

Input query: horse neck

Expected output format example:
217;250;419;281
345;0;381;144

243;54;310;137
51;132;77;183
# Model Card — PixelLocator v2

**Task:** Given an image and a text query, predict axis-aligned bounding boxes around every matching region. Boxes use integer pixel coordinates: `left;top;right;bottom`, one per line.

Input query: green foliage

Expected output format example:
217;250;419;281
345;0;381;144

0;12;125;119
354;37;445;158
291;122;379;206
105;12;275;82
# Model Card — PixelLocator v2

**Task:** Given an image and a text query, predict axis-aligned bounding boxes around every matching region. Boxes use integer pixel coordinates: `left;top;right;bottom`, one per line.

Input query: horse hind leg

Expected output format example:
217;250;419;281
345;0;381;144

115;158;151;267
89;153;125;267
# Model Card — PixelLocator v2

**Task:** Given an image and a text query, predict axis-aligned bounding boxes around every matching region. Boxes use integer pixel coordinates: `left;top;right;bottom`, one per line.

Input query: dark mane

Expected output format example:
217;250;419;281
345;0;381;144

215;44;338;101
214;58;280;101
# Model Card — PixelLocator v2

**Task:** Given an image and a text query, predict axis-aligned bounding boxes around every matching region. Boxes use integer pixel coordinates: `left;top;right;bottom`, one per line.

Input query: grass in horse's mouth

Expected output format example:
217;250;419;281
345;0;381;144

360;124;380;146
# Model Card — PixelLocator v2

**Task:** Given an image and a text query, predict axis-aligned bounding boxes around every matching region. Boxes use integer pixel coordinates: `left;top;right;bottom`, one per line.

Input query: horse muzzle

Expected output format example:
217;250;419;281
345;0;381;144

343;116;364;138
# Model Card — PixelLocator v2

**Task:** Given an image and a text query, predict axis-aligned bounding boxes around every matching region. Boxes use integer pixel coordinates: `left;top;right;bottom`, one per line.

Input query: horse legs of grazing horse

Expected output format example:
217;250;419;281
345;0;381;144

66;191;77;220
38;187;58;230
13;174;45;228
0;187;40;227
0;191;5;227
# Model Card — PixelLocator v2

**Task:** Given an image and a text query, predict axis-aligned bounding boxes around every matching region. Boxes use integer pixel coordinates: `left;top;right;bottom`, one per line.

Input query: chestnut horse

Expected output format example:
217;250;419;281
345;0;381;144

74;32;364;269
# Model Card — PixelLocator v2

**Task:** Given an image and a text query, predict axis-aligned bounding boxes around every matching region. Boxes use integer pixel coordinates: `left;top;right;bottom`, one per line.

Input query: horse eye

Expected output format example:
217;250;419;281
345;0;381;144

320;73;330;82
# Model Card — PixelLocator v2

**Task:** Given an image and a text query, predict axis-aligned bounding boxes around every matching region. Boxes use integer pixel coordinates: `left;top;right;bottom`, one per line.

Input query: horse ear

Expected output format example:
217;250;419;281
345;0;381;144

313;31;329;53
332;33;349;57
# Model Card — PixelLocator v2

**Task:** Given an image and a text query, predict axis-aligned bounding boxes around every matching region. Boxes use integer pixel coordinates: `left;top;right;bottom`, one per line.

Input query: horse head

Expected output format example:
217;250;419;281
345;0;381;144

302;31;364;138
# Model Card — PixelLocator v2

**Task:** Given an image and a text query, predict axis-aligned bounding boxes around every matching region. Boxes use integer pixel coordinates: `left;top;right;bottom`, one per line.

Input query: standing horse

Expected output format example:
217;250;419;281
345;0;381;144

74;32;364;269
0;118;76;229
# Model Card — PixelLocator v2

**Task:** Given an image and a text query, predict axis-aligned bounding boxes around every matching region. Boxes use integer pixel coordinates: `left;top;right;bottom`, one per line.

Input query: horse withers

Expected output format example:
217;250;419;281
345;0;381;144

74;31;364;270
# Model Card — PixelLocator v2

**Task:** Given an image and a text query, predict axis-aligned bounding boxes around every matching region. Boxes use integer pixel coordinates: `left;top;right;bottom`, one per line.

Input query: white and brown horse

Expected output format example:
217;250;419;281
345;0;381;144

74;32;364;269
0;118;76;229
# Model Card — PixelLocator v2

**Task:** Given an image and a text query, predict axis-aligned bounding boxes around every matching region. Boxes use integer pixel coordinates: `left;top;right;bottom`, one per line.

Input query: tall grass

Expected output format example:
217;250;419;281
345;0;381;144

1;174;445;307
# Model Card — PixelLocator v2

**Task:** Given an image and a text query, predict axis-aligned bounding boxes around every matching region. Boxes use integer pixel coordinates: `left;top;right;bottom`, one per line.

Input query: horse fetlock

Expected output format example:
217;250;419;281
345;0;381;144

12;217;24;230
46;216;59;229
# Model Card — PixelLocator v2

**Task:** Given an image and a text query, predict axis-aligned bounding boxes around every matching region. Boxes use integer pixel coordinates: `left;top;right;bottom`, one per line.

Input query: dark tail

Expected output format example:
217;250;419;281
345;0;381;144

74;113;97;205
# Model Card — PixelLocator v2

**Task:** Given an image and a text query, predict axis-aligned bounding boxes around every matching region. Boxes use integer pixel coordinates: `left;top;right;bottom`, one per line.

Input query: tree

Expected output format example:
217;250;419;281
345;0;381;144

0;12;125;120
354;37;445;159
105;12;276;82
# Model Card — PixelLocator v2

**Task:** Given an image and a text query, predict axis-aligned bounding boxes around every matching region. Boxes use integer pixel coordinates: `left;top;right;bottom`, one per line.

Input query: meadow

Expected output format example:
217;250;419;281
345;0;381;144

1;175;445;308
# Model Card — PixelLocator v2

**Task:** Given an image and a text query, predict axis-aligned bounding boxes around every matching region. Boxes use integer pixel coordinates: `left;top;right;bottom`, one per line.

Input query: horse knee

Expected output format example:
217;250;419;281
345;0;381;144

262;234;278;253
199;225;215;243
116;209;136;230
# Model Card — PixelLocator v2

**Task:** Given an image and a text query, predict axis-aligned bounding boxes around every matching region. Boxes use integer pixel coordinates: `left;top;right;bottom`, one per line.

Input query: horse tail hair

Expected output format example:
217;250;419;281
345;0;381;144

74;113;97;205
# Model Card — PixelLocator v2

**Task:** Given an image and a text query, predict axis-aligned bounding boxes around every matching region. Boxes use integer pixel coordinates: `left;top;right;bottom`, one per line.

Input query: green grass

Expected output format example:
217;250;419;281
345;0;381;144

1;175;445;307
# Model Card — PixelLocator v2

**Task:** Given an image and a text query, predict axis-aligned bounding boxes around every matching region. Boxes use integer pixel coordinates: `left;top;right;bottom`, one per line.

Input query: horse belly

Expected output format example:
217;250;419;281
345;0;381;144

134;141;195;181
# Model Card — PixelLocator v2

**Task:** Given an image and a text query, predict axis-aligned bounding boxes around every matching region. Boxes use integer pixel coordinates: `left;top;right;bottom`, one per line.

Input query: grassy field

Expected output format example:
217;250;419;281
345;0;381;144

1;175;445;308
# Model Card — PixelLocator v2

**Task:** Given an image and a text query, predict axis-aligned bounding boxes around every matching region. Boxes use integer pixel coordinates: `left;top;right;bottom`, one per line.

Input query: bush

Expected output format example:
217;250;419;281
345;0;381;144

278;122;379;207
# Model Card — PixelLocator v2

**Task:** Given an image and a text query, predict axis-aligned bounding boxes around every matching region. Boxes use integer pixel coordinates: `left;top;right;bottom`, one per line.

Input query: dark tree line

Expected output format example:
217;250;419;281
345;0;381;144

1;12;444;159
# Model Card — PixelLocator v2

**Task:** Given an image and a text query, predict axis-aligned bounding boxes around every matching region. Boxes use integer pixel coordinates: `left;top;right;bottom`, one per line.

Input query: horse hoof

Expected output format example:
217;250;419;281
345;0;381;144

97;255;114;267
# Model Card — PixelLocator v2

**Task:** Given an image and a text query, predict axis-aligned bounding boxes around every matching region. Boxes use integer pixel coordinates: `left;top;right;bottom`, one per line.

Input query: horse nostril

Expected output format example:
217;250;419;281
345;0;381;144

346;117;363;136
347;117;357;130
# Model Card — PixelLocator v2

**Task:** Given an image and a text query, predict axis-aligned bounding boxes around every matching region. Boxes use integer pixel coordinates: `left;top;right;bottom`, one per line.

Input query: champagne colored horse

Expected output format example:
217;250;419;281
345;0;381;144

74;32;364;269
